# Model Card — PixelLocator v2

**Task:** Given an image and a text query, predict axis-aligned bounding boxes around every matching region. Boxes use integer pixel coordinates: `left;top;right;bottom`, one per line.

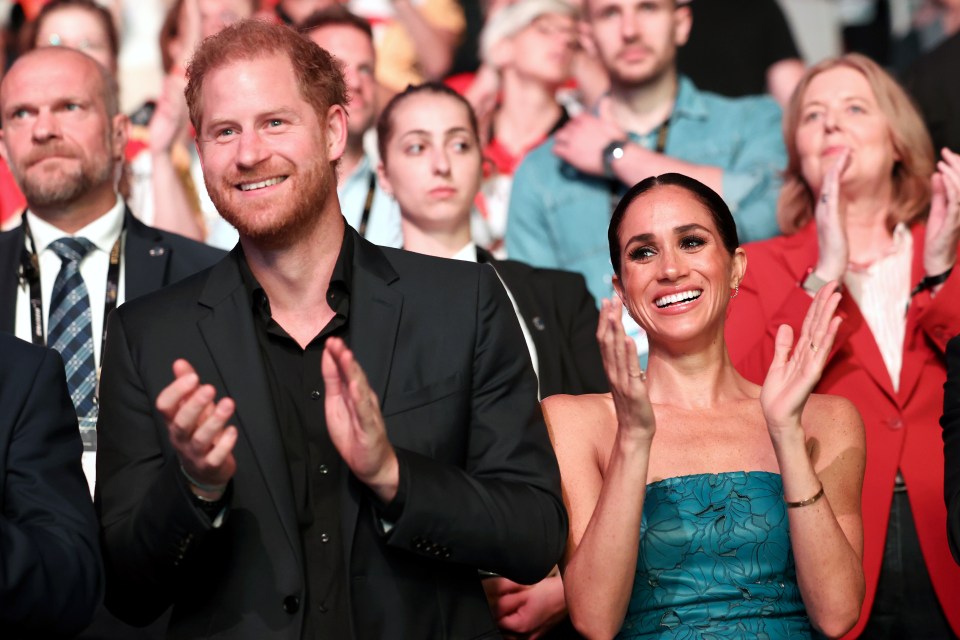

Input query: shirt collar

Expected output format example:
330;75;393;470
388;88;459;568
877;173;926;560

339;153;373;190
672;75;709;121
26;195;125;255
450;241;478;263
238;223;355;316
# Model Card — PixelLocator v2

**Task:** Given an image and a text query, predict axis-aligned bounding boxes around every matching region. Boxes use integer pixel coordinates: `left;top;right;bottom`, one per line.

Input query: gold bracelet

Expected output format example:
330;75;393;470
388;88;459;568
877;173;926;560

785;482;825;508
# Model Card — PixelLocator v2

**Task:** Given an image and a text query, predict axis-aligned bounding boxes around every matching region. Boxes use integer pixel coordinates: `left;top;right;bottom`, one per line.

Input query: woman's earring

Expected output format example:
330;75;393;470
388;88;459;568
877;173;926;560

731;283;739;299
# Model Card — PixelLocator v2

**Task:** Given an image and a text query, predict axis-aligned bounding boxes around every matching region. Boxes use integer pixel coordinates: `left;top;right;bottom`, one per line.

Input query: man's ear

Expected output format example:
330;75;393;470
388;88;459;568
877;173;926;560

673;3;692;47
112;113;130;162
0;129;8;166
376;161;393;196
326;103;348;162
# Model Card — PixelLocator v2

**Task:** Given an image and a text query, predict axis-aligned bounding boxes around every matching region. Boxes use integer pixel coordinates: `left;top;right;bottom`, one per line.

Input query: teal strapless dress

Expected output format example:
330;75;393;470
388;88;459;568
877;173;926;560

616;471;815;639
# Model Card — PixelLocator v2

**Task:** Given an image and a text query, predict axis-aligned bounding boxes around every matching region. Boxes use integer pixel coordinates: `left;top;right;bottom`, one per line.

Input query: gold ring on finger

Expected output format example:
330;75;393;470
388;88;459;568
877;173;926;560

810;343;819;353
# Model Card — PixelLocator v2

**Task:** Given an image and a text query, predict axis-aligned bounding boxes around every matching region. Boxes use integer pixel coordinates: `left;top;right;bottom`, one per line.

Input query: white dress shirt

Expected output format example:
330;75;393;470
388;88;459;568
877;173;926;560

843;223;912;391
13;196;126;495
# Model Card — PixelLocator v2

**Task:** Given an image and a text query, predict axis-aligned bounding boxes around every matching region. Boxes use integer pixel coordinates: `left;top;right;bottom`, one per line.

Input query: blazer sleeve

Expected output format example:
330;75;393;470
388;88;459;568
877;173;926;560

725;241;857;384
942;334;960;564
0;347;102;636
95;309;218;625
380;266;568;585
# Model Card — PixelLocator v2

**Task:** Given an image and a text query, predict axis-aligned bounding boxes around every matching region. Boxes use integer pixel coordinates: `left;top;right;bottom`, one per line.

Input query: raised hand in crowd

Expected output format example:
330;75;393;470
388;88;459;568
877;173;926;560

924;148;960;281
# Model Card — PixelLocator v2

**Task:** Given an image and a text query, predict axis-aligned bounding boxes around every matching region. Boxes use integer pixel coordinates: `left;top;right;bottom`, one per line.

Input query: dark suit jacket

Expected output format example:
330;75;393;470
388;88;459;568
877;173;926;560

0;207;223;639
95;229;568;639
477;247;606;399
942;335;960;564
0;207;225;334
904;31;960;155
0;334;101;638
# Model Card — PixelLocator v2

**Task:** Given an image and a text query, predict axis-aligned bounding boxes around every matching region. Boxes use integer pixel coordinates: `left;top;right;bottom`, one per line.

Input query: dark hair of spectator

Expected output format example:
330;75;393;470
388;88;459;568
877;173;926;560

185;19;348;134
298;5;373;41
778;53;934;234
376;82;480;164
22;0;120;72
608;173;739;277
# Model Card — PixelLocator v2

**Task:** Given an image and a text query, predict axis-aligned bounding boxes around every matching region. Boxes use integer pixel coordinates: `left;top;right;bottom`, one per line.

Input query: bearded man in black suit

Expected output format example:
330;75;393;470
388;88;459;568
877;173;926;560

95;20;567;639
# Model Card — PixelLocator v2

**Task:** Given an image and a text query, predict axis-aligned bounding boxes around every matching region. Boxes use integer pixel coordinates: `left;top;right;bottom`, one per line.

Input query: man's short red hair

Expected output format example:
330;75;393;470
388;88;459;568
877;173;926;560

185;19;347;134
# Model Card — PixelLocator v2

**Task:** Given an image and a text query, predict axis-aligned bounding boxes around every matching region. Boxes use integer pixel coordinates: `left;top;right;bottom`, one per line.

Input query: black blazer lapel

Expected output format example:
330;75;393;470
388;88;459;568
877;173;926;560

0;226;24;333
123;209;171;299
195;252;301;561
476;248;560;396
338;231;402;569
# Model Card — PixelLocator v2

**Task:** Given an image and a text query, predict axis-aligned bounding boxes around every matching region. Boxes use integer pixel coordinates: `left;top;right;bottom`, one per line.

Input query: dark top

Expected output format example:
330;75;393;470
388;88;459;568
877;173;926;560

942;334;960;564
677;0;801;98
238;231;353;640
903;31;960;155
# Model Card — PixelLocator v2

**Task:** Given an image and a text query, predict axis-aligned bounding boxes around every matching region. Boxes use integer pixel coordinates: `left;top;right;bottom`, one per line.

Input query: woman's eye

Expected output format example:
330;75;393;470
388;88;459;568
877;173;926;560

801;110;822;123
680;235;705;250
628;246;655;261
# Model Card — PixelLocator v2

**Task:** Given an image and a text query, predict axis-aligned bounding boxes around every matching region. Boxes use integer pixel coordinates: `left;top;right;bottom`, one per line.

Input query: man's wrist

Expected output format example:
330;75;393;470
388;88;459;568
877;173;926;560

602;138;630;180
363;452;400;504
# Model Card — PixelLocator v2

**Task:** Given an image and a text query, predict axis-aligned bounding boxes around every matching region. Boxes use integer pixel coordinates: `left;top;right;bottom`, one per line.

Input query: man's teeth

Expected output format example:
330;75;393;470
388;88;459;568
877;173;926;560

239;177;286;191
655;290;703;308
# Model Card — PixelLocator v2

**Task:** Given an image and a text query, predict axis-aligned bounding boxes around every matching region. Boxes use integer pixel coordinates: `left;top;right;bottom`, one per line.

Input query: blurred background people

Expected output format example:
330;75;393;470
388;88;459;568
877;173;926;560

548;173;864;638
301;5;402;247
506;0;786;365
466;0;578;255
726;54;960;638
376;82;606;637
676;0;806;107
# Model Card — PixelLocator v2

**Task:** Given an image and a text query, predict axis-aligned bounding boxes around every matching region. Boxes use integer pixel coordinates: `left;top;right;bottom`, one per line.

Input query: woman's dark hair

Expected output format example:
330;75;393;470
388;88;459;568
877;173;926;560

376;82;479;163
608;173;739;276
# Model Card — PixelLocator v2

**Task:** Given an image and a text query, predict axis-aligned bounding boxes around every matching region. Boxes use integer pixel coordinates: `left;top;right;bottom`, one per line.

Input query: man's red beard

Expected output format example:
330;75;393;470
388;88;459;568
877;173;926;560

207;158;333;250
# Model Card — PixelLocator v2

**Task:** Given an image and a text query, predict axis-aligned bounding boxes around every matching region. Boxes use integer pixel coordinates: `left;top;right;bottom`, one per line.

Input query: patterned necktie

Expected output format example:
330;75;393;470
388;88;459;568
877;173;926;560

47;237;98;452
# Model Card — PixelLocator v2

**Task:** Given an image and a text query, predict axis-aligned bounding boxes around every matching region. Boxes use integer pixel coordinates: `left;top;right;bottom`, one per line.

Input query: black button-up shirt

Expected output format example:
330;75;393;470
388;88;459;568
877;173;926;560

239;230;354;640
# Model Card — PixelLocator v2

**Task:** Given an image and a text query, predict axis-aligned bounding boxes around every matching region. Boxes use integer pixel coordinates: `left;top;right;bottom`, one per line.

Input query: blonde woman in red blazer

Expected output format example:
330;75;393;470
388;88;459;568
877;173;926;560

726;54;960;638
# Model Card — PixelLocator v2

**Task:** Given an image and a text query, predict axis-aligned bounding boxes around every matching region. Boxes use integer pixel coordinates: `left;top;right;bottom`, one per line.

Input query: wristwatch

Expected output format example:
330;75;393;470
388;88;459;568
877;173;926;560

602;138;630;179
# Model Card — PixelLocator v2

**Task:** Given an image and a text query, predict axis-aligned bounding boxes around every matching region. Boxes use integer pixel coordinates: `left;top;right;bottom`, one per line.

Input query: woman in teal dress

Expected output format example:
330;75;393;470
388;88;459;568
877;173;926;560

543;173;866;638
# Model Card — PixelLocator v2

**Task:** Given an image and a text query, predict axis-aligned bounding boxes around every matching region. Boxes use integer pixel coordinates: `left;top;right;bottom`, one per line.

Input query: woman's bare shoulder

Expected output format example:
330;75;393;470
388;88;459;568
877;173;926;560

802;393;865;447
542;393;615;440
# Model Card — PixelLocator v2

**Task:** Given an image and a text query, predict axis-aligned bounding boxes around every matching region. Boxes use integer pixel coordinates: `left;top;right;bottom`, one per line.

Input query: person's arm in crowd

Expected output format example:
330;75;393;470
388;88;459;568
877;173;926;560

941;335;960;564
322;265;567;583
149;73;205;241
759;285;865;638
391;0;461;81
0;346;102;636
504;148;563;268
767;58;806;107
553;96;785;242
545;299;655;638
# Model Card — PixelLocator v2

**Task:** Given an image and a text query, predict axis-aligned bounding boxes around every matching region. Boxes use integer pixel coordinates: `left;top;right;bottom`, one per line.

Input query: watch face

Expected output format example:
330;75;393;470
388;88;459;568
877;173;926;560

611;146;625;160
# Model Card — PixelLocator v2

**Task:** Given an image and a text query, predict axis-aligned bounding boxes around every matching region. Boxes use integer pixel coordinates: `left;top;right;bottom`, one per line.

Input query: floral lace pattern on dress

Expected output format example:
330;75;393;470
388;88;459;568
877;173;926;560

617;471;814;639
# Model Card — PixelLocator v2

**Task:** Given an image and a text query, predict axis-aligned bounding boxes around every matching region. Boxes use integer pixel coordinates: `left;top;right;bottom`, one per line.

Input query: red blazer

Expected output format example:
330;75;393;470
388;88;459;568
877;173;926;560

725;221;960;637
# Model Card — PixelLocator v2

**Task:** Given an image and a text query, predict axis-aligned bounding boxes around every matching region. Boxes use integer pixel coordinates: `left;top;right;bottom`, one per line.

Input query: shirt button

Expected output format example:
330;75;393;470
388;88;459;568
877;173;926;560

318;464;329;475
320;533;330;543
282;595;300;613
887;417;904;430
310;390;321;400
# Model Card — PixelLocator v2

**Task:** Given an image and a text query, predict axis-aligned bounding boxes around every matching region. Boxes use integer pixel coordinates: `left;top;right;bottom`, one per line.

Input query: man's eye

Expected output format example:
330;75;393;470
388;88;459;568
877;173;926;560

65;103;80;111
406;143;424;155
217;128;236;138
268;119;283;127
10;109;30;119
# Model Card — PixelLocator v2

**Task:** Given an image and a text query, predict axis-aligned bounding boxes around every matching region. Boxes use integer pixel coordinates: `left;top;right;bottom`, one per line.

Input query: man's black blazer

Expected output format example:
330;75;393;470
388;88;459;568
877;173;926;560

476;247;606;398
0;334;101;637
942;334;960;564
95;228;568;639
0;207;226;334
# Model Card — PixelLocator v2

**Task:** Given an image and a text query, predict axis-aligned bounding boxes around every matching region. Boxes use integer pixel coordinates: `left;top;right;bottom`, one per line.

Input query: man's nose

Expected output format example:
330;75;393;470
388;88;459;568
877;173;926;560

236;129;269;169
31;109;61;142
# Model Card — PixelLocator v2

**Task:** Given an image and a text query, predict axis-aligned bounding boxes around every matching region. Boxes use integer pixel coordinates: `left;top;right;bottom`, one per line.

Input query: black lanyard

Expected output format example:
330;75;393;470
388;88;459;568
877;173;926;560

357;172;376;238
18;213;122;356
609;118;671;212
